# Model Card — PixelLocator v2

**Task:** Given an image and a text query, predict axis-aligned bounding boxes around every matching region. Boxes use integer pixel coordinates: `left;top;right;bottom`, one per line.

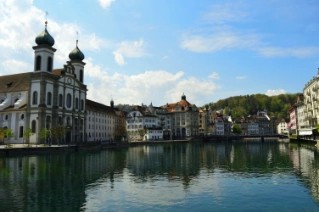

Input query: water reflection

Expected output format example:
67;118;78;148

0;141;318;211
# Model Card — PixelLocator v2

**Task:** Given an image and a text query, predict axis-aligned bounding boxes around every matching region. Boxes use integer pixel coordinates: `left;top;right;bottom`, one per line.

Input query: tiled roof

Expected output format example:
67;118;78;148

163;99;195;112
86;99;116;114
0;73;32;93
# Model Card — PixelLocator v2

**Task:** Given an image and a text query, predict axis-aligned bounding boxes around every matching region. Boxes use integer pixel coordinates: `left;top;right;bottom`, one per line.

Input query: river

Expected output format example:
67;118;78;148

0;140;318;211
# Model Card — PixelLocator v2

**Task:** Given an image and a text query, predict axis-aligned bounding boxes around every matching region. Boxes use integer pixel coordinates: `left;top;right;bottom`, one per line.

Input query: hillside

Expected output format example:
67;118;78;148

205;93;301;122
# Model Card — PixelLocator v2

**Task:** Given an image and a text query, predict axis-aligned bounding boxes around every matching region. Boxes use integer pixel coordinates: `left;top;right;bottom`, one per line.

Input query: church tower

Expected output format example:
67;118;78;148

33;20;56;72
69;39;85;83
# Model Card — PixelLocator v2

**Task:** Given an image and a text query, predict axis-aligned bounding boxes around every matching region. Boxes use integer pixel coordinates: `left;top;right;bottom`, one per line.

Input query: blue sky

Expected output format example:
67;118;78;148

1;0;319;106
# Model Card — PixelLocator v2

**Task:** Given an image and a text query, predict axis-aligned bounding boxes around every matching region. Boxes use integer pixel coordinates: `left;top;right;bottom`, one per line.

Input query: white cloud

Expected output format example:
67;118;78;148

265;89;287;96
84;60;218;106
113;39;147;65
258;47;319;58
236;76;246;80
0;0;106;75
98;0;115;9
181;32;259;53
1;59;32;75
208;72;219;80
203;2;247;24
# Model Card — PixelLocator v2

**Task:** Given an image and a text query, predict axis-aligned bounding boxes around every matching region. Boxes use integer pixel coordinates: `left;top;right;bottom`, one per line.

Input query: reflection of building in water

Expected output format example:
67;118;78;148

290;146;319;201
0;151;126;211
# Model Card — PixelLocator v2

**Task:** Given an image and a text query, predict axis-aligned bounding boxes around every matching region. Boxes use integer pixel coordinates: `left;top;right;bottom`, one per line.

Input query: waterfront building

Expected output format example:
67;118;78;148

247;121;259;135
198;106;215;135
294;95;312;136
0;21;87;144
214;116;225;135
288;106;297;135
126;105;163;141
300;69;319;136
86;100;115;142
162;94;199;138
277;120;288;135
256;111;271;135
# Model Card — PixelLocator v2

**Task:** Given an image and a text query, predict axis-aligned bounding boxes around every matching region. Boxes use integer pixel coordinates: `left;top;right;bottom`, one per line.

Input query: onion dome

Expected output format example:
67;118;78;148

181;93;186;100
69;40;85;61
35;21;55;46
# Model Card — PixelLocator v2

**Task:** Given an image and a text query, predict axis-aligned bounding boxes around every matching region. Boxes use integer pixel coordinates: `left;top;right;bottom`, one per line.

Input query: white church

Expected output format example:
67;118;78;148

0;21;88;144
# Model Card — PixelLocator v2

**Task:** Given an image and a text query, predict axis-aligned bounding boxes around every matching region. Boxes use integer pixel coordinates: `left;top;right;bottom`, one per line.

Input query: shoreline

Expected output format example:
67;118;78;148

1;137;317;156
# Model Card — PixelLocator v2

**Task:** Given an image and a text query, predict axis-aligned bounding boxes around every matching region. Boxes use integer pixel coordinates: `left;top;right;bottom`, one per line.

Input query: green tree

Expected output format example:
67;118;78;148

23;128;33;146
4;128;14;147
138;129;147;141
39;128;50;145
51;125;65;145
232;124;242;135
0;128;5;144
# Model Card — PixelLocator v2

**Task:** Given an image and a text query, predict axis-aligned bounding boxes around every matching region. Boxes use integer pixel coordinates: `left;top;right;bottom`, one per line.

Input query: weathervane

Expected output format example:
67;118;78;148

76;31;79;47
45;11;48;28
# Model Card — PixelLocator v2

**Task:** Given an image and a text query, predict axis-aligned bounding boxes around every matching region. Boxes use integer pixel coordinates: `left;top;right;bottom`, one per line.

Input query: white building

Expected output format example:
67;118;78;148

126;106;162;141
277;121;288;135
0;21;87;144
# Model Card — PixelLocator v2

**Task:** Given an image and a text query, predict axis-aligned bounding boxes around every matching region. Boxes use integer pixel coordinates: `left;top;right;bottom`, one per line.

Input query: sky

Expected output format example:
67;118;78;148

0;0;319;107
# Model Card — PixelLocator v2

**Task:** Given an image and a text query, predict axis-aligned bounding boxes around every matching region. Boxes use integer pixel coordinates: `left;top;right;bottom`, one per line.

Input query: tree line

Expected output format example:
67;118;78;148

204;93;300;122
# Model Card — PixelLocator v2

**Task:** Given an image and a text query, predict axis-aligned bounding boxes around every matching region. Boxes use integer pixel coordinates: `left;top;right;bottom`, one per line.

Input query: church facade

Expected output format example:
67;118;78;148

0;21;87;144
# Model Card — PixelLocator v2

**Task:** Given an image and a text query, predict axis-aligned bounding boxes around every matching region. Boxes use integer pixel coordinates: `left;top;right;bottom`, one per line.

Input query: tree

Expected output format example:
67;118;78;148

51;125;65;145
38;128;50;145
23;128;33;146
0;128;5;144
4;128;14;146
138;129;147;141
232;124;242;135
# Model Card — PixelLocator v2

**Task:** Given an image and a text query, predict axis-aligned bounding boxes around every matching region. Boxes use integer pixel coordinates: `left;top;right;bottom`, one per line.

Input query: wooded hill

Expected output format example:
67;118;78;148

204;93;301;122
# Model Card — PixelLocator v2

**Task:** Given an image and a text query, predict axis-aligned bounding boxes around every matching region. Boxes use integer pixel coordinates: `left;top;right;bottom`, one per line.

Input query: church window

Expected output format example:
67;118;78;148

80;70;83;83
36;55;41;71
75;98;79;110
66;94;72;108
31;120;36;133
47;92;52;106
32;91;38;105
59;94;63;107
20;114;24;120
19;126;24;138
81;99;84;111
47;57;52;72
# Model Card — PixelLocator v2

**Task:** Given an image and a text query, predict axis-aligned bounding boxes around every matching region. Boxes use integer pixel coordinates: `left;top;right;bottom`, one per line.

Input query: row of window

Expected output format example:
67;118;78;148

35;55;52;72
32;91;84;110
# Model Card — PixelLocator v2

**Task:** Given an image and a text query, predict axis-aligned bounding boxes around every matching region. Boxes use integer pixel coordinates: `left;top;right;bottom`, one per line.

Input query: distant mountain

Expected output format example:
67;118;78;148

204;93;301;122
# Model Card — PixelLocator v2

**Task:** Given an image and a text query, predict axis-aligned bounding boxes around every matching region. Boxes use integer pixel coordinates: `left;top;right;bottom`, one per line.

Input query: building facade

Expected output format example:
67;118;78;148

0;22;88;144
162;94;199;139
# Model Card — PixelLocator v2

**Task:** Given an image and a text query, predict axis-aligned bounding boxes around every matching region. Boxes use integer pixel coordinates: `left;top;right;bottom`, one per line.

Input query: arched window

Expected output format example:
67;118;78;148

66;94;72;108
47;56;52;72
80;70;83;83
31;120;36;133
19;126;24;138
47;92;52;106
36;55;41;71
59;94;63;107
32;91;38;105
80;99;84;111
75;98;79;110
